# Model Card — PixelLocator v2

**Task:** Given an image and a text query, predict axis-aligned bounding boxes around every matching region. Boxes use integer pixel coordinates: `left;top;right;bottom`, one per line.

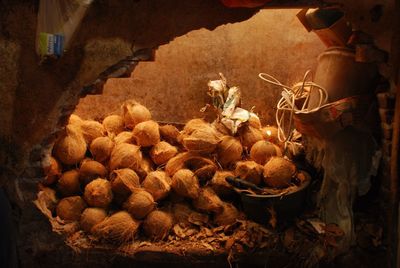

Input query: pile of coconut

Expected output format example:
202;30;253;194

40;100;307;244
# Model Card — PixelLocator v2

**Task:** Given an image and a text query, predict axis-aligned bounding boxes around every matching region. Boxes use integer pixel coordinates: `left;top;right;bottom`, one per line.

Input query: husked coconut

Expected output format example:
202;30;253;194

102;115;124;135
123;189;156;219
248;113;262;129
142;171;171;201
165;152;191;176
150;141;178;165
109;143;142;171
114;131;135;145
238;125;264;150
143;210;173;240
182;128;220;154
122;101;152;129
210;171;235;198
250;140;282;165
216;136;243;167
172;203;194;226
84;178;113;208
261;126;279;144
159;124;181;145
90;136;114;163
56;196;86;221
42;156;61;185
234;160;263;186
132;120;160;147
263;157;296;188
110;168;140;203
214;203;240;226
57;169;81;196
79;159;107;185
68;114;83;126
211;121;231;136
171;169;200;199
80;120;106;144
135;157;154;180
80;207;107;233
182;118;209;135
53;124;87;165
92;211;140;243
193;187;223;213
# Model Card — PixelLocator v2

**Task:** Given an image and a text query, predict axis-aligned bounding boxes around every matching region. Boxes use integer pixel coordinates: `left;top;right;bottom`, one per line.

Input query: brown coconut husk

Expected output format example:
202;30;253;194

114;131;135;145
56;196;86;221
135;157;154;181
250;140;282;165
109;143;142;171
79;159;108;185
210;171;235;198
194;164;218;184
57;169;81;196
238;125;264;150
123;189;156;219
182;118;209;135
42;156;61;185
171;203;194;226
122;101;152;129
234;160;263;186
165;152;192;176
171;169;200;199
110;168;140;204
159;124;181;145
80;207;107;233
211;121;231;136
68;114;83;126
261;125;280;144
142;171;171;201
248;113;262;129
216;136;243;167
80;120;106;144
102;115;124;136
92;211;140;243
143;210;173;240
90;136;115;163
84;178;113;208
132;120;160;147
263;157;297;188
53;124;87;165
182;128;220;154
150;141;178;165
192;187;224;213
214;202;240;226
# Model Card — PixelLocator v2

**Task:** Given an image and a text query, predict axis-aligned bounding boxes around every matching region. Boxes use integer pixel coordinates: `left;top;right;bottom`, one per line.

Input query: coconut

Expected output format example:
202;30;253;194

171;169;200;199
210;171;235;198
68;114;83;126
263;157;297;188
53;124;87;165
182;118;209;135
109;143;142;171
238;125;264;150
114;131;135;145
132;120;160;147
92;211;140;243
56;196;86;221
110;168;140;203
261;126;280;144
211;121;231;136
150;141;178;165
214;203;240;226
57;169;81;196
42;156;61;185
143;210;173;240
135;157;154;181
193;187;223;213
159;124;181;145
90;136;115;163
250;140;282;165
172;203;193;226
216;136;243;167
122;101;152;129
123;189;156;219
234;160;263;186
165;152;191;176
102;115;124;136
182;128;220;154
84;178;113;208
80;120;106;144
248;112;262;129
79;159;107;185
80;207;107;233
142;171;171;201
